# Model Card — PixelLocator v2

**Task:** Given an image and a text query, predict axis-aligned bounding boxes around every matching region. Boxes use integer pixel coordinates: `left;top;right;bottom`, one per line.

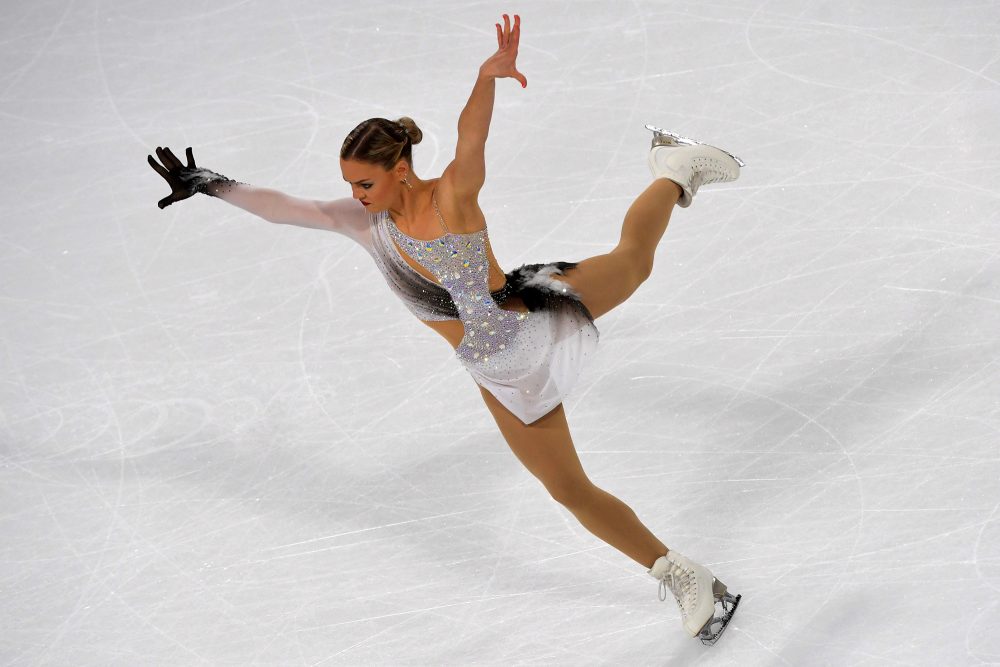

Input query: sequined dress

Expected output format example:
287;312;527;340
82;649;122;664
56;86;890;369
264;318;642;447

381;193;600;424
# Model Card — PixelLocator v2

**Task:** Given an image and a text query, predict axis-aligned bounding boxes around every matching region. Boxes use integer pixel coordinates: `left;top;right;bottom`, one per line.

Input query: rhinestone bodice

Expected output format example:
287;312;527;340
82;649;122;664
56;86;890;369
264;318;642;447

386;217;525;367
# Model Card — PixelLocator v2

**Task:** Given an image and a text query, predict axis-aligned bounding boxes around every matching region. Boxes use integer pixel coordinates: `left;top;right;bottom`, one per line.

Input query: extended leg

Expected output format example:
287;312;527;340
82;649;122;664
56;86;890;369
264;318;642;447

553;179;682;321
553;124;743;322
478;385;668;569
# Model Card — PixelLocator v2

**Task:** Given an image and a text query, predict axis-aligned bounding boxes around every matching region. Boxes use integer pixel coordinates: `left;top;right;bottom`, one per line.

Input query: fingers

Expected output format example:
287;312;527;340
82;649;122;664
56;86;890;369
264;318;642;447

155;146;177;170
508;14;524;86
151;146;197;173
162;146;183;169
496;13;513;48
155;146;170;168
150;147;187;208
148;153;169;179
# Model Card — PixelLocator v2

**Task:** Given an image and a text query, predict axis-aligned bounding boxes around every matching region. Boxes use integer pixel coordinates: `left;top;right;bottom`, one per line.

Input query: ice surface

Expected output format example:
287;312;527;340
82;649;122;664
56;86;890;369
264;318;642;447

2;1;999;664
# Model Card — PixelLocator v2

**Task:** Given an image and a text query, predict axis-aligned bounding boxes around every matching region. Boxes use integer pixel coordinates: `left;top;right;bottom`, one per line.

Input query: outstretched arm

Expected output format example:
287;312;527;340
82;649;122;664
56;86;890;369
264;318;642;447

447;13;526;198
205;181;353;231
148;146;367;240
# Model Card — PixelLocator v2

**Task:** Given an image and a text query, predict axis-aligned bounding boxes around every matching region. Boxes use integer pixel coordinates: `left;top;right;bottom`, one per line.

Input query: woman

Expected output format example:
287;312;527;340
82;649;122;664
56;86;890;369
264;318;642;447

148;14;743;646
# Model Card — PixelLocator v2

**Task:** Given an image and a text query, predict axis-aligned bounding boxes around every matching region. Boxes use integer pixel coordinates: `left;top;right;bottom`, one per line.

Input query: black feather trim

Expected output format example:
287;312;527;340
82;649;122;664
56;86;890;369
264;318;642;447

503;261;593;322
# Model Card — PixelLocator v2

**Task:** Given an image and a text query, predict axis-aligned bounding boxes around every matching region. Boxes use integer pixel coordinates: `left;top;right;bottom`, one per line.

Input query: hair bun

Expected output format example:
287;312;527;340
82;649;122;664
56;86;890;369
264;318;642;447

396;117;423;145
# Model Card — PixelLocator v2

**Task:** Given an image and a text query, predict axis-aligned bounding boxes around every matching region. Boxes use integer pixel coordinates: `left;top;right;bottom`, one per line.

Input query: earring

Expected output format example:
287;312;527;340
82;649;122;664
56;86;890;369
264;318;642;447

402;176;413;190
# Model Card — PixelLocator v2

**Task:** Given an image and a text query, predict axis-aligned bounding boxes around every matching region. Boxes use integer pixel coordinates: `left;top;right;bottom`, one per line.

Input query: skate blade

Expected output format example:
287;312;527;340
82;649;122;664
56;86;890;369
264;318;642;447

644;123;746;168
697;590;741;646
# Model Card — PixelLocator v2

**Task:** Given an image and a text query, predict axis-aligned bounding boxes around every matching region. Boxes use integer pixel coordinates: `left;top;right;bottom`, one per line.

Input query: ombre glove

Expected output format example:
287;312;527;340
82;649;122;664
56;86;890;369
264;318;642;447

147;146;239;209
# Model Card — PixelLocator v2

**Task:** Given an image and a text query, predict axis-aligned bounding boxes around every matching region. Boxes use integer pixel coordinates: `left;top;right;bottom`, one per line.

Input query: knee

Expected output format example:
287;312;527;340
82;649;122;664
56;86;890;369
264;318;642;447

616;245;654;284
546;479;598;510
636;257;654;282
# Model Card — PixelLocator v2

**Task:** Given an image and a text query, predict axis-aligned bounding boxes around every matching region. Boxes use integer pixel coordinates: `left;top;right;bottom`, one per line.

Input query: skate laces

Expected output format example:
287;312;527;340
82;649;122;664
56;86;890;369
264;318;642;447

691;160;727;188
657;564;697;617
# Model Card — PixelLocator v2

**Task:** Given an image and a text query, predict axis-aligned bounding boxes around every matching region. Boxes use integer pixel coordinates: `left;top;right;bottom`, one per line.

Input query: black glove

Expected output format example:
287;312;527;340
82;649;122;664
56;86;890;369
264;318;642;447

147;146;239;209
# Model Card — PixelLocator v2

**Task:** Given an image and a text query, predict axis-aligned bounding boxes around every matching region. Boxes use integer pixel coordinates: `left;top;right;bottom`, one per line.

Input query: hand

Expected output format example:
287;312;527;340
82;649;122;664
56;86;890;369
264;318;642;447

479;13;526;88
147;146;201;209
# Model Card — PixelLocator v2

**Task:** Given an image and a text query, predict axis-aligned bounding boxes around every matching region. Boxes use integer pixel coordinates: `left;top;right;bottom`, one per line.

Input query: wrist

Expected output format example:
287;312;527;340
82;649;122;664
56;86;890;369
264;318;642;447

180;168;238;197
203;179;237;197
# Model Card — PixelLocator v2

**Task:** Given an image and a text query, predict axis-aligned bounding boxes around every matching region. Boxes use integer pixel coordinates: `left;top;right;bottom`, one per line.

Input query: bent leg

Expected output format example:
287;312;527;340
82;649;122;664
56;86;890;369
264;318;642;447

478;385;669;569
552;179;682;321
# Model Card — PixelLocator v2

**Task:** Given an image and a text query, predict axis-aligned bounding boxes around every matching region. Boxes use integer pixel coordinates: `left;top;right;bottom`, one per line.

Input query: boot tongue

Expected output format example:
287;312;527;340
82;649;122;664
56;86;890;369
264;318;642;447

647;554;671;579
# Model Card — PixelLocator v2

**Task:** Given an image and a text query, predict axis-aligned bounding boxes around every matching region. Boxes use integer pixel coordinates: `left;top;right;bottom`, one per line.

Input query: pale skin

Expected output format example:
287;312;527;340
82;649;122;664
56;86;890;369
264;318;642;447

342;14;683;569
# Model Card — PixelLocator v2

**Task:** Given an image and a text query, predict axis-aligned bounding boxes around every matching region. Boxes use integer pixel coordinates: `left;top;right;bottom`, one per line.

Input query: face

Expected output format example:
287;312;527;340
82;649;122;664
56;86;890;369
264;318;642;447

340;159;404;212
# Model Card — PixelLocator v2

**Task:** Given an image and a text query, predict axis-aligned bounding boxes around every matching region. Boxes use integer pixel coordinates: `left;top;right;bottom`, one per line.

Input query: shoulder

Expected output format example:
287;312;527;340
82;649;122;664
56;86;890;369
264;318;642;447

312;197;375;245
434;172;486;234
317;197;368;222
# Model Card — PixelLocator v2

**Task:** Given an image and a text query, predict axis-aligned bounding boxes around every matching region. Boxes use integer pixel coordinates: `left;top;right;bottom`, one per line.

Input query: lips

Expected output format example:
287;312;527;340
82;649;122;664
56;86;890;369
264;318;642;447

361;202;370;207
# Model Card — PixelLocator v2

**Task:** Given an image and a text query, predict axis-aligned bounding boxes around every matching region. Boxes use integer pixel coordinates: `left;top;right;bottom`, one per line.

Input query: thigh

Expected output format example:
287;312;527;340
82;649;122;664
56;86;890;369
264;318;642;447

477;385;593;505
549;249;647;321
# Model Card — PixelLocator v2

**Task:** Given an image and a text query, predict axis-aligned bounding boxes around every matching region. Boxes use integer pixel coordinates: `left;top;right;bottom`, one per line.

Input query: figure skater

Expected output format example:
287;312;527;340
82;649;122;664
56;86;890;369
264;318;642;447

147;14;743;645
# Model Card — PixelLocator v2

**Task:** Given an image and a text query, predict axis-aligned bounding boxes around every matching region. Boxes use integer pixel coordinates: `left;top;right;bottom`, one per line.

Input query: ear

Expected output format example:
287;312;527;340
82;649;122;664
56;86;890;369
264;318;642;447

393;160;410;181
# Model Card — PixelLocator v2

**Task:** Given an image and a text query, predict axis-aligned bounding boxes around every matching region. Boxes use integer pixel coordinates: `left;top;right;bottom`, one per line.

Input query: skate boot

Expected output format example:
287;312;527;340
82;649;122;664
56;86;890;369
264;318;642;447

645;124;744;208
648;549;741;646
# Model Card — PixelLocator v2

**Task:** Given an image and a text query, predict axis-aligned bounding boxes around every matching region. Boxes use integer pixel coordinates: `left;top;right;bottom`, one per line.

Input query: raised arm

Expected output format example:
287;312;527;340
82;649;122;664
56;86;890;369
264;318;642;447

445;14;526;199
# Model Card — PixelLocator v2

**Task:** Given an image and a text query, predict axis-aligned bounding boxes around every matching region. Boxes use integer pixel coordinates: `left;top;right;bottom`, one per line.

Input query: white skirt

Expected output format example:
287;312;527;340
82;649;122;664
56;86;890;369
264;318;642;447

457;269;600;425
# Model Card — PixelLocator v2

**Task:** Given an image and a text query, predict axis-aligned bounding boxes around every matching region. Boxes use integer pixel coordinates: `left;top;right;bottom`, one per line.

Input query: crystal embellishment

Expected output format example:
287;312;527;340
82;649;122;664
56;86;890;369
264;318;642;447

386;210;523;368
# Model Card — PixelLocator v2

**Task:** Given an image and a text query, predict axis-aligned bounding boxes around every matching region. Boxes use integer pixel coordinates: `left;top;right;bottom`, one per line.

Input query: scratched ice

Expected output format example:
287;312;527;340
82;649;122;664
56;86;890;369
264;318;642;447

2;1;999;664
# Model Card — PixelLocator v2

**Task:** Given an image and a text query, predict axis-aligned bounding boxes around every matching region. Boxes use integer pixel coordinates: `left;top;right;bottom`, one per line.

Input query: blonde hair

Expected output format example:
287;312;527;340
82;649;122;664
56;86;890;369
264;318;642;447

340;117;423;170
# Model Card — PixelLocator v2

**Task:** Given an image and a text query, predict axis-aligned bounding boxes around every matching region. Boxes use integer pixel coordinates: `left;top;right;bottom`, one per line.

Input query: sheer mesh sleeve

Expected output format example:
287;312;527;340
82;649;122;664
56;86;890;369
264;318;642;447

207;183;370;246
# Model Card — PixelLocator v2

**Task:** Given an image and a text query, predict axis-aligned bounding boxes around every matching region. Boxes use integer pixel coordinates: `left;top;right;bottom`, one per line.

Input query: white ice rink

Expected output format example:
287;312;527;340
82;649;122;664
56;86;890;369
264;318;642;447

2;1;999;664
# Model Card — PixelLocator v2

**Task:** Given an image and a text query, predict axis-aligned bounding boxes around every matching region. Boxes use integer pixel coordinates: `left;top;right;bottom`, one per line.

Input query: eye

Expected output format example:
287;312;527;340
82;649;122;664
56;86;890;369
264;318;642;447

361;183;372;190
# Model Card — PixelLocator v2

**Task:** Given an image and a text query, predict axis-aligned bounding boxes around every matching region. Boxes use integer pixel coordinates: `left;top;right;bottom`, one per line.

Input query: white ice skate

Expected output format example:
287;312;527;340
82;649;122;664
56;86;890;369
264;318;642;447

645;124;744;208
648;549;741;646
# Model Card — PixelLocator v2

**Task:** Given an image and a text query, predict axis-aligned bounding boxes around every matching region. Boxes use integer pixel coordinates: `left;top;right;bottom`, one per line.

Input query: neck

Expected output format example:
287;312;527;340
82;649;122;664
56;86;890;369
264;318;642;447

389;175;431;221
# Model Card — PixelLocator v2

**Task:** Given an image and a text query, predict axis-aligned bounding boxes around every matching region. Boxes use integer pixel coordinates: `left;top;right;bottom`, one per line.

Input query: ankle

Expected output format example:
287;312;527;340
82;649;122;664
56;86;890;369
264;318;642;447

647;548;671;570
651;178;682;202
